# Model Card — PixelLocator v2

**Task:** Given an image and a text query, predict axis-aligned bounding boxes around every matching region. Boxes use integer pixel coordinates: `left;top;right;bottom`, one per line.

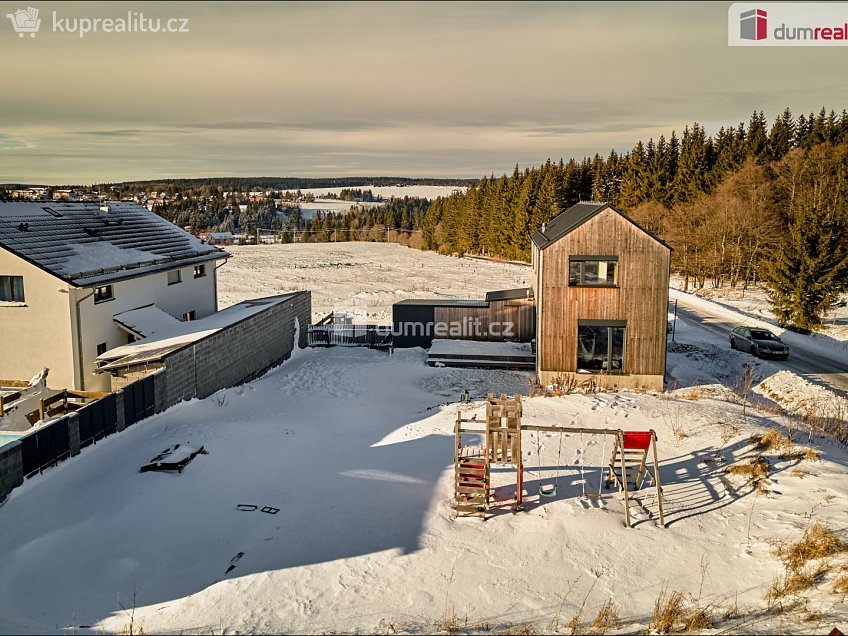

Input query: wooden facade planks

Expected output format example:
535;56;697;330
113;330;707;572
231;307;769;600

434;298;535;342
536;207;670;381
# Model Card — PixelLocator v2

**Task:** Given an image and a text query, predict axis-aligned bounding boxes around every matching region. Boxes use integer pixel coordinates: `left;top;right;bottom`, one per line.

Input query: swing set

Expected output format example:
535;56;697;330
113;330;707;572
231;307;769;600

454;393;665;527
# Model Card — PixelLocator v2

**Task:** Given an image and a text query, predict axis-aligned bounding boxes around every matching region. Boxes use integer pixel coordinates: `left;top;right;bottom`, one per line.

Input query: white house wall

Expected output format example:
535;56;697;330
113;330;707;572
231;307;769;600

0;248;75;388
73;262;220;391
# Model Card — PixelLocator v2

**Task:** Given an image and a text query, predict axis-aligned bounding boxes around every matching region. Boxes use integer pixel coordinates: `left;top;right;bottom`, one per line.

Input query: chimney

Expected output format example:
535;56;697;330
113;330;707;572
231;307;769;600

100;203;111;213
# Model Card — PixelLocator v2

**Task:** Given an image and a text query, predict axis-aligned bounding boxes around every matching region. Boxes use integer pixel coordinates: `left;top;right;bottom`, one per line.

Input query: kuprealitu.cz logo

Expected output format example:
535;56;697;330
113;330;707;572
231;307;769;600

6;6;40;38
6;5;190;39
730;3;848;46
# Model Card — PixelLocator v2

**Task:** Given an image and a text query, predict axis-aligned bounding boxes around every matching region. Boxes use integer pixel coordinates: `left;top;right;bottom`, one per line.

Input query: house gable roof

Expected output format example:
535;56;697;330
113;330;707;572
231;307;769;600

530;201;672;251
0;202;228;286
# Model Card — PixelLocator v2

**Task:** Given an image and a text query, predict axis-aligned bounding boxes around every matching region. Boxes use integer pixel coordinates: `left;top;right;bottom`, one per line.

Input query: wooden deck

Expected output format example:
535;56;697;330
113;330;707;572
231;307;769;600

427;339;535;370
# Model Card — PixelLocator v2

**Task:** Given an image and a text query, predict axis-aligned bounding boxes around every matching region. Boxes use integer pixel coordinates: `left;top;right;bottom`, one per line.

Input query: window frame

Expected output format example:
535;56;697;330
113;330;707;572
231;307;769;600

576;320;627;374
193;264;206;279
96;342;108;356
568;256;619;287
167;269;183;285
182;310;196;322
0;275;25;302
93;285;114;304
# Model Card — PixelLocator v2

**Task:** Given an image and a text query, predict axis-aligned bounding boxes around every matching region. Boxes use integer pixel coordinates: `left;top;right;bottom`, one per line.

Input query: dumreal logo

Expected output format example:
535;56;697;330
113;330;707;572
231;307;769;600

740;8;767;41
6;6;190;39
730;3;848;46
6;7;41;38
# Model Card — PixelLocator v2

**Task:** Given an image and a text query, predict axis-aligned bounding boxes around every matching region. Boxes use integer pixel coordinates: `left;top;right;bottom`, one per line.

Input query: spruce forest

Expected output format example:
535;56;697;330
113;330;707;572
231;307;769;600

420;108;848;329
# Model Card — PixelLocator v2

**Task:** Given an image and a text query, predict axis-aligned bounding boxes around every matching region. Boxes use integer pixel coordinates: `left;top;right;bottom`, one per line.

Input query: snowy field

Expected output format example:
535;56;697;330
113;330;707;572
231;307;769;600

0;244;846;634
288;198;383;220
280;184;467;200
217;242;531;322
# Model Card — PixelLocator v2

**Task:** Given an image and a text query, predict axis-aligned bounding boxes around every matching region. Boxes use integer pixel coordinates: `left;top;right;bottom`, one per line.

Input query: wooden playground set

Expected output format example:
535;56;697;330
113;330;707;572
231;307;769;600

454;394;665;527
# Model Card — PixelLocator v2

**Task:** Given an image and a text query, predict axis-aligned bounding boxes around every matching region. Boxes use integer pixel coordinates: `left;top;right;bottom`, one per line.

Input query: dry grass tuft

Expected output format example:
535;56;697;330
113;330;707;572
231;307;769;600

765;562;831;608
683;608;712;632
789;469;809;479
804;610;824;622
590;599;619;634
779;447;822;462
649;588;685;634
503;623;535;635
727;457;769;480
754;428;792;451
832;573;848;596
804;447;822;461
441;612;459;635
776;521;845;571
726;457;770;492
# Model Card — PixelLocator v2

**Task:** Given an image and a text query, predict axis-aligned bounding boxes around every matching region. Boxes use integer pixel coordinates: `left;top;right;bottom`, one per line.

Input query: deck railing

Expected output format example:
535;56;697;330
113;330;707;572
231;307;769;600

307;324;393;350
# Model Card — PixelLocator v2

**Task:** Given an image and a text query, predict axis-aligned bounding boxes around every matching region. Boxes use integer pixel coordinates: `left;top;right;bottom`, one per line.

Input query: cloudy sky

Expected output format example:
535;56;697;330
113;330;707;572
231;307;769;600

0;1;845;184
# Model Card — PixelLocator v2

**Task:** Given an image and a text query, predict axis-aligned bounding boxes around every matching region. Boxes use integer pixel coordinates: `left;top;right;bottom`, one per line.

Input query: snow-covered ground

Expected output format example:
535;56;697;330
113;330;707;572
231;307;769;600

671;275;848;342
217;242;531;322
0;347;844;634
0;244;846;634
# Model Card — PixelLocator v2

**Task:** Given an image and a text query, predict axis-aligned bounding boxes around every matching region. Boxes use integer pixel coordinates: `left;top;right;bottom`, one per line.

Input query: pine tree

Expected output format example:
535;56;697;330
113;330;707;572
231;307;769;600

746;110;769;159
761;206;848;328
673;124;710;202
767;108;794;161
619;141;649;207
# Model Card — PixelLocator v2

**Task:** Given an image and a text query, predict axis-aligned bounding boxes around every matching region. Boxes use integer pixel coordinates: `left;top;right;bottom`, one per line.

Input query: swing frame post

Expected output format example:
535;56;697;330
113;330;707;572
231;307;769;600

650;429;665;527
618;431;632;528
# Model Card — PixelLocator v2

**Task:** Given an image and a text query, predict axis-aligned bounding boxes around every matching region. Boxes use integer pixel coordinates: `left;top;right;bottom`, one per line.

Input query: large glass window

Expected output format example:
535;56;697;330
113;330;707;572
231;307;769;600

569;257;618;286
0;276;24;302
577;322;626;373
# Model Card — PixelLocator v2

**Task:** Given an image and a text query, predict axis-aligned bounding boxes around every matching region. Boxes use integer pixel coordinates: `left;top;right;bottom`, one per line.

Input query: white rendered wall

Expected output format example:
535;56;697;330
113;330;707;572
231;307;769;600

0;248;75;388
73;262;221;391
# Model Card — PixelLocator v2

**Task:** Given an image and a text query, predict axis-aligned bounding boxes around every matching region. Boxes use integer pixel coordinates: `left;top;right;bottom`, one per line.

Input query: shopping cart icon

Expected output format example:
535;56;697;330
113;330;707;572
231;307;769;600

6;7;41;38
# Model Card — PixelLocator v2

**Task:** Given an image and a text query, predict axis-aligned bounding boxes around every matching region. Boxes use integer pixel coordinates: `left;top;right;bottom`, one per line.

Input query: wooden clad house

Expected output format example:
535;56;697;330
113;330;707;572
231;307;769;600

530;202;671;391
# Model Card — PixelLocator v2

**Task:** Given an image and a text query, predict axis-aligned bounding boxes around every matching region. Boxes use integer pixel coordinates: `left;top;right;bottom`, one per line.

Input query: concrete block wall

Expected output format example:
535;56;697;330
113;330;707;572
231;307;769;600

0;441;23;502
159;291;311;409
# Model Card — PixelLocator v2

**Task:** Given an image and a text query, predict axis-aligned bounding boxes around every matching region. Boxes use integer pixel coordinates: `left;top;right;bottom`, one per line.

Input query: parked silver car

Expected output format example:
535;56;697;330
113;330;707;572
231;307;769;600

730;326;789;360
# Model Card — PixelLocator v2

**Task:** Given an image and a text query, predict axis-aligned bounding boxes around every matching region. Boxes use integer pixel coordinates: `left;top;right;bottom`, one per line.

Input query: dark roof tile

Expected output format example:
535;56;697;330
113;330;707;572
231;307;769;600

0;202;227;286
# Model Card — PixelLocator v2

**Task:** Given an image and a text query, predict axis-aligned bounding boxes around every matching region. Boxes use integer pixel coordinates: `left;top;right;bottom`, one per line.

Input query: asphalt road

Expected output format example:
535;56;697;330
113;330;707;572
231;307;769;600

673;304;848;394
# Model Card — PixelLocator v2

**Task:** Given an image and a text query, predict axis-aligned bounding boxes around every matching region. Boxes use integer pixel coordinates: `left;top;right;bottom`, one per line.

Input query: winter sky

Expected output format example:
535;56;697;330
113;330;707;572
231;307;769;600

1;1;845;184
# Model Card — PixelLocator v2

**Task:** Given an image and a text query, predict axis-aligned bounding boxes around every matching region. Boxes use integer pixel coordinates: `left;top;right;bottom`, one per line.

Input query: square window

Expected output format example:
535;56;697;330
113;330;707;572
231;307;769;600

183;310;196;322
194;264;206;278
568;258;618;287
167;269;182;285
0;275;25;302
94;285;113;303
96;342;108;356
577;323;626;373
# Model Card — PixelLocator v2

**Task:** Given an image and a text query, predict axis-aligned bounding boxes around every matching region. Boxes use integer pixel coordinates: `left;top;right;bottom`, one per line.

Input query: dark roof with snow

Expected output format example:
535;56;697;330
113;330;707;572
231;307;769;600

530;201;672;251
0;202;228;286
485;288;534;302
